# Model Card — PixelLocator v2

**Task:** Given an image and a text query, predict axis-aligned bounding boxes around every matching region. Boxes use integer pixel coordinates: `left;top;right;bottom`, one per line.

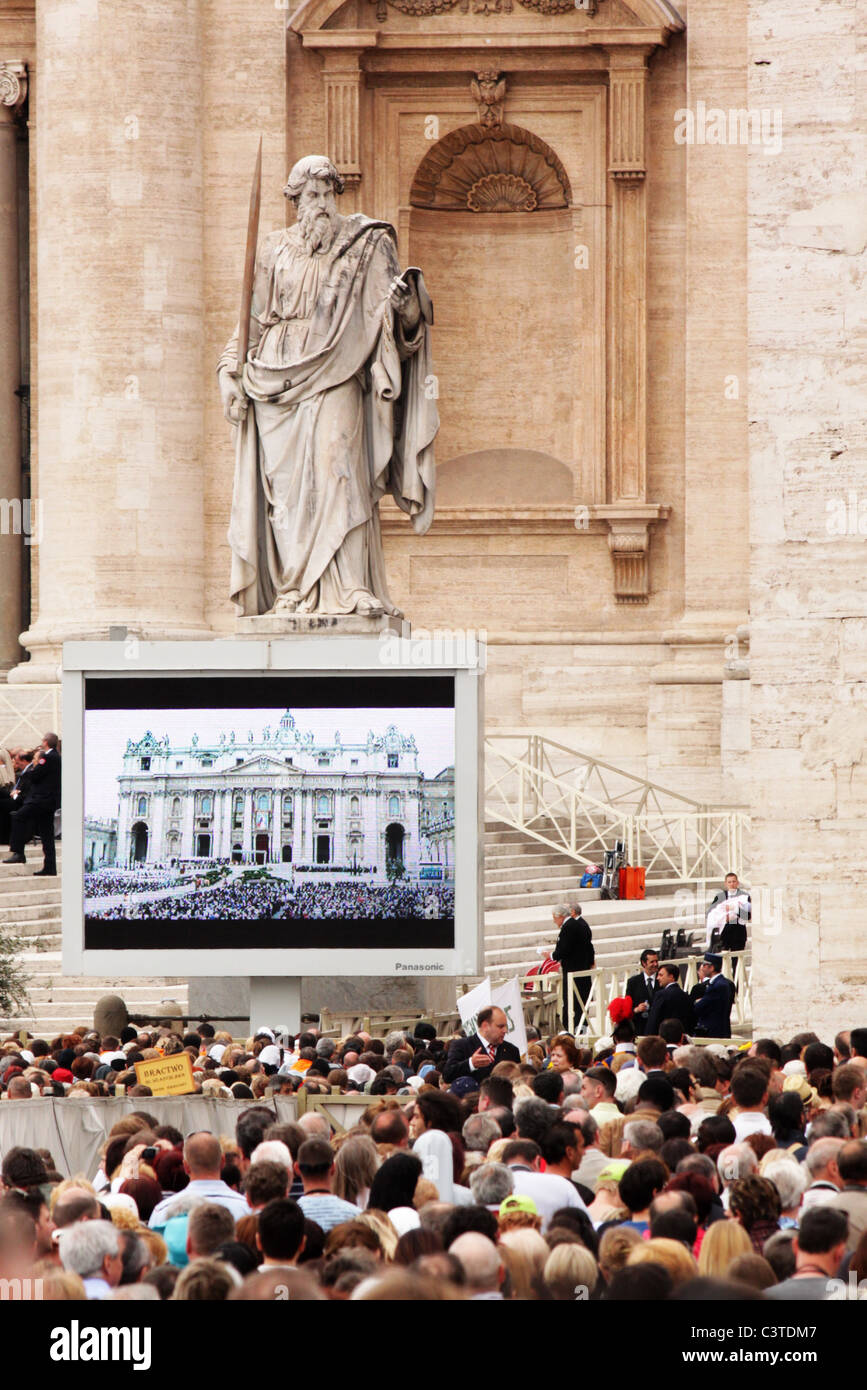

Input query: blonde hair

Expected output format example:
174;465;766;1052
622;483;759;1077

48;1178;96;1215
543;1243;599;1299
171;1258;238;1302
31;1262;86;1301
497;1228;544;1278
108;1205;141;1232
355;1210;398;1261
334;1135;380;1205
628;1238;698;1287
485;1138;512;1166
413;1178;440;1209
137;1226;167;1268
758;1148;797;1175
598;1223;642;1280
498;1209;542;1235
697;1219;752;1277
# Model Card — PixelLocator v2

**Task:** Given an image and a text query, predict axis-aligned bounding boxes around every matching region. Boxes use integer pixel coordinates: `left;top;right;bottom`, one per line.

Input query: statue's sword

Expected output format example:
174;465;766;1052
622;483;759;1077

236;136;263;378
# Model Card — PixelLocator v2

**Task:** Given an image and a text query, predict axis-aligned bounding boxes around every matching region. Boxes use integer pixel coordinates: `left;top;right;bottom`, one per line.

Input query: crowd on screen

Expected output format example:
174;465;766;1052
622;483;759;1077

84;870;186;899
86;876;455;922
1;1002;866;1301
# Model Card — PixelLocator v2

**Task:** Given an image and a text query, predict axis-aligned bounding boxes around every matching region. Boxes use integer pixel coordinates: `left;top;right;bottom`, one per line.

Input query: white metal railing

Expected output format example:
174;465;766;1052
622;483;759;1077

485;734;749;887
0;683;62;748
488;951;751;1038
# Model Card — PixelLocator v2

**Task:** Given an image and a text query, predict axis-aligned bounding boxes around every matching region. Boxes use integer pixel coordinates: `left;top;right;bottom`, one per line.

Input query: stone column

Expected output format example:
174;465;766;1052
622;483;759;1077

242;790;253;862
291;789;301;861
180;793;196;860
0;62;26;673
305;791;314;865
151;791;167;863
14;2;209;683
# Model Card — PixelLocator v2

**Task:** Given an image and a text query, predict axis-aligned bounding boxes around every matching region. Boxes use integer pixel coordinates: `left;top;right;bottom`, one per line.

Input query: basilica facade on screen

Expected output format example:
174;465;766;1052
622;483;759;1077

107;711;454;881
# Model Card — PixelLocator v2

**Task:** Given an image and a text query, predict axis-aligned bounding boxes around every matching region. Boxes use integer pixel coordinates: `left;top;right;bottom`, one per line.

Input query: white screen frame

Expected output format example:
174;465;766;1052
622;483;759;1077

62;638;483;978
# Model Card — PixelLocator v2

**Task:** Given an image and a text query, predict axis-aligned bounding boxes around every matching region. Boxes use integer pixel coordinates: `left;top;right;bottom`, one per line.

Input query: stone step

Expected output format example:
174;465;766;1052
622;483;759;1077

484;869;587;893
485;887;601;911
0;902;60;924
0;884;63;905
8;916;62;938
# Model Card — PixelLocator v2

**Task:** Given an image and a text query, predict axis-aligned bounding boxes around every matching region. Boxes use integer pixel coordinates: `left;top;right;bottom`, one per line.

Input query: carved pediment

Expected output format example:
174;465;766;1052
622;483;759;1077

227;754;295;776
290;0;684;34
410;123;571;212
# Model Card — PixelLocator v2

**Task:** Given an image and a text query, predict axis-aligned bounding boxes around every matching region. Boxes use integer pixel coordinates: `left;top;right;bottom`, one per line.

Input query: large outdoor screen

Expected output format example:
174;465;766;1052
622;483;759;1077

83;674;456;953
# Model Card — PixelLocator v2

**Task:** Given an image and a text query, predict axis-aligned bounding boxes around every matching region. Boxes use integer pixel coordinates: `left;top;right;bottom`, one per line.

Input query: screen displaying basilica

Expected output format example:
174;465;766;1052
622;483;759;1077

85;708;455;883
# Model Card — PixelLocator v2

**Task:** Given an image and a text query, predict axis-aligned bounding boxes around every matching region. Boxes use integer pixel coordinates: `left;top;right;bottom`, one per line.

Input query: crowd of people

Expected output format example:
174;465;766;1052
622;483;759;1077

84;869;187;899
87;875;455;923
1;1006;865;1301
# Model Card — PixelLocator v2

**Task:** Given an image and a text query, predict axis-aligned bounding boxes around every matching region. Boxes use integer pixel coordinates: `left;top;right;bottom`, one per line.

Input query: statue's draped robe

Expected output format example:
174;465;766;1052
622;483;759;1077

220;216;437;616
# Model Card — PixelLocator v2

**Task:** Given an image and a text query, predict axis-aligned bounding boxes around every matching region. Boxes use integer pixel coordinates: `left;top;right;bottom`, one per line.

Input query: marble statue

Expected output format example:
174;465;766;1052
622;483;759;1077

219;154;438;618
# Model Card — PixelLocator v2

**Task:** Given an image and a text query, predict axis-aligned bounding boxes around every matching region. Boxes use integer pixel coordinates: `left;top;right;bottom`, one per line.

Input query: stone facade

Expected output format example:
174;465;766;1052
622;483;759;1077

0;0;752;806
110;713;454;880
0;1;863;1030
747;0;867;1036
83;818;116;871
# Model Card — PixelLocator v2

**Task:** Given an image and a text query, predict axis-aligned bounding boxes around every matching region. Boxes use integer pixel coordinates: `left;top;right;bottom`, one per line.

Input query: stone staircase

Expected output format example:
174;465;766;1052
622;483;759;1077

483;817;731;984
484;892;709;982
0;818;730;1035
0;849;188;1035
484;819;604;912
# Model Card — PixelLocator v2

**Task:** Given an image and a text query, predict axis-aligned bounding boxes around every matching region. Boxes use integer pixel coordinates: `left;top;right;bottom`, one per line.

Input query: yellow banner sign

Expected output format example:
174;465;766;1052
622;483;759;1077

134;1053;195;1097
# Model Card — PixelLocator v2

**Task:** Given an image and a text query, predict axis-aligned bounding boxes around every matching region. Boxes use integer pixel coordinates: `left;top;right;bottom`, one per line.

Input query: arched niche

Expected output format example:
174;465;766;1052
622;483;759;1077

410;122;572;214
408;123;579;474
436;449;573;508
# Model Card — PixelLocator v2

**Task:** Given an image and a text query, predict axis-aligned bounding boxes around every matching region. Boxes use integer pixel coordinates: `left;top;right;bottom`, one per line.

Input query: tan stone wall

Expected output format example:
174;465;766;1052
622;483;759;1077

4;0;759;805
748;0;867;1034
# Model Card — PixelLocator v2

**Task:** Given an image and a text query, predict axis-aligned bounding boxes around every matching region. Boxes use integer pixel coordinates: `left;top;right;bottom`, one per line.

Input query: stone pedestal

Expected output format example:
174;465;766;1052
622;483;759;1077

236;614;409;638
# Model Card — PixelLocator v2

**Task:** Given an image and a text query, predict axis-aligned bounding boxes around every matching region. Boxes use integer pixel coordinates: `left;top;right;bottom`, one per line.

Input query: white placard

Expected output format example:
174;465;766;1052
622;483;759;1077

457;976;527;1059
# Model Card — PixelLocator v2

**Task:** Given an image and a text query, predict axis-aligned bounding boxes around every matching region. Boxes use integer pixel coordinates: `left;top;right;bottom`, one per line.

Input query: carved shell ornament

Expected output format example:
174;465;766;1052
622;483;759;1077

410;123;572;212
467;173;537;213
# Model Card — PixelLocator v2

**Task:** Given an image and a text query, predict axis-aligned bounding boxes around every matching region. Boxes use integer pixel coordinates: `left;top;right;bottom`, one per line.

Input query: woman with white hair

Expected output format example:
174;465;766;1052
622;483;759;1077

761;1158;807;1228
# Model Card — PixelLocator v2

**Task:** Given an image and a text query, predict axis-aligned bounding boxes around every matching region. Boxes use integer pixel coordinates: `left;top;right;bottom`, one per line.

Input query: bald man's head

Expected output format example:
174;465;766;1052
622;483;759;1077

183;1132;223;1177
298;1113;331;1142
450;1233;503;1293
53;1189;100;1228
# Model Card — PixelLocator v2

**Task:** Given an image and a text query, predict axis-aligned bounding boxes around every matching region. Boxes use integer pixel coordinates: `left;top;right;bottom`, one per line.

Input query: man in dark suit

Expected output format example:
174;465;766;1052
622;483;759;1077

0;749;33;847
3;733;61;875
551;903;594;1032
625;948;659;1035
442;1005;520;1084
693;953;736;1038
645;962;695;1035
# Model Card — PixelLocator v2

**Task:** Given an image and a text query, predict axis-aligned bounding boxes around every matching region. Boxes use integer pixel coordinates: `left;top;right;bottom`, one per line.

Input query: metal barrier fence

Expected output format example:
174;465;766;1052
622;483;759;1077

485;733;749;887
490;951;750;1040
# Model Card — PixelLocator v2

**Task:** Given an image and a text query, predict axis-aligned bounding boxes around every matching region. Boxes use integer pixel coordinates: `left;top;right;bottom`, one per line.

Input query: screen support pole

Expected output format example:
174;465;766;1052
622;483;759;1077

249;976;301;1038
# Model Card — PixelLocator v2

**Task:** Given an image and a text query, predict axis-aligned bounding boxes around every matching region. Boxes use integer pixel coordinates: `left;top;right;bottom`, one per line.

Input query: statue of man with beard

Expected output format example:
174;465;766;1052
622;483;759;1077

218;155;438;619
